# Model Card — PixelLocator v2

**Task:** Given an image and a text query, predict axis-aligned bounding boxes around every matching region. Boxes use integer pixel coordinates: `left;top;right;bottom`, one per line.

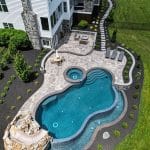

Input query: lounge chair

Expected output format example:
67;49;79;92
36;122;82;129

111;50;117;60
105;50;111;58
118;51;124;62
74;33;80;40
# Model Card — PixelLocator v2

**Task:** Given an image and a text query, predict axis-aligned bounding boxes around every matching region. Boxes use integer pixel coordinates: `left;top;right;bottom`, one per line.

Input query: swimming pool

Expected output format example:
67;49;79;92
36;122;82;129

36;68;122;142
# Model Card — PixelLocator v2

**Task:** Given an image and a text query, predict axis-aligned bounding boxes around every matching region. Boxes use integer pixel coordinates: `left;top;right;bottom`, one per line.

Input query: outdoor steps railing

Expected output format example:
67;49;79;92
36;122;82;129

100;0;113;51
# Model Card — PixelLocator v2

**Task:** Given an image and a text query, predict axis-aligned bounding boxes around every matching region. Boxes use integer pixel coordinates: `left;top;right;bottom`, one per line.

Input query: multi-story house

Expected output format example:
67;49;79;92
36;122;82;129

0;0;100;49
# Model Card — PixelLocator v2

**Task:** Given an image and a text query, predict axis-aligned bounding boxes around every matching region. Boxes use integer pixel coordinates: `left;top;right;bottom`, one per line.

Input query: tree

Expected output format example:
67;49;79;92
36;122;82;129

14;52;31;82
111;29;117;43
3;49;12;63
0;59;8;71
8;41;17;55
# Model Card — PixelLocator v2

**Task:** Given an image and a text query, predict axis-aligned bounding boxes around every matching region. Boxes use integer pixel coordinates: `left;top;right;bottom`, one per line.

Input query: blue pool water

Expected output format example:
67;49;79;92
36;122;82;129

66;68;83;80
52;92;124;150
36;69;120;140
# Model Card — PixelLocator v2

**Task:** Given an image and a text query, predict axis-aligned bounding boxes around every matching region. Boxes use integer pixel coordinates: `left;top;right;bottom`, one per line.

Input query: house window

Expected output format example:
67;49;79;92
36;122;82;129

0;0;8;12
40;17;49;30
50;15;54;28
63;2;67;12
50;12;56;28
43;40;50;46
3;23;14;29
58;3;62;18
70;0;74;10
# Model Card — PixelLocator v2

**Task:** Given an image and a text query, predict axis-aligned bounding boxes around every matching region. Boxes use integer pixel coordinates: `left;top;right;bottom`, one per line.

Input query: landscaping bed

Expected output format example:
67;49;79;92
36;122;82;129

0;49;45;149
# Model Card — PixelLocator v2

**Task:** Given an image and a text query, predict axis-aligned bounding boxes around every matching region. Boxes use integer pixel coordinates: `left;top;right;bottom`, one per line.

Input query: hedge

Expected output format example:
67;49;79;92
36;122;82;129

0;29;31;49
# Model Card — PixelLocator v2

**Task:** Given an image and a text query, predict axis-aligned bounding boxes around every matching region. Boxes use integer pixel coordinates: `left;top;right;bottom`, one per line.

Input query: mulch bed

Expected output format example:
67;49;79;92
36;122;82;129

87;51;144;150
0;49;44;149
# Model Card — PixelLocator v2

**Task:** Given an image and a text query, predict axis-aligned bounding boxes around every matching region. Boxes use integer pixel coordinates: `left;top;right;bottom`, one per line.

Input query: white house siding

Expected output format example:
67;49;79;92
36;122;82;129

0;0;74;49
30;0;52;38
0;0;25;30
51;0;74;36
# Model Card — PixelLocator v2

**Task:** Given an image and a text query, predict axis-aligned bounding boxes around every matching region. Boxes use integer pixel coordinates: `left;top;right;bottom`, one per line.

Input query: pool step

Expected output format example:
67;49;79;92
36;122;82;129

85;75;107;85
86;73;106;82
87;72;106;79
85;71;107;85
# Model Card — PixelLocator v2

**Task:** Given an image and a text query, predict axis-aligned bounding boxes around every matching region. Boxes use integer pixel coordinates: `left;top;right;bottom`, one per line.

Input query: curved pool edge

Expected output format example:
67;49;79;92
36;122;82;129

84;90;128;150
52;86;119;144
34;67;121;144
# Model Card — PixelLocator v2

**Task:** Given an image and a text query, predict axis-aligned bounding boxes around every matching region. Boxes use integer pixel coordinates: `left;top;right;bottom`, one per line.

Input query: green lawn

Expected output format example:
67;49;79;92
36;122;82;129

108;0;150;149
110;29;150;149
113;0;150;23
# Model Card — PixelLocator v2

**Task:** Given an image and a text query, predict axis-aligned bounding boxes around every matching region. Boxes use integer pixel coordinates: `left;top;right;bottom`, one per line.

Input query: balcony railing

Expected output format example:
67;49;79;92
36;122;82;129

74;1;94;13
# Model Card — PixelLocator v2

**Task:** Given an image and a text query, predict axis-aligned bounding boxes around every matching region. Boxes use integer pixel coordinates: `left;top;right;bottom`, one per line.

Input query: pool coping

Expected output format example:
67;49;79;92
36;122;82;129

84;90;128;149
34;67;122;144
63;66;86;83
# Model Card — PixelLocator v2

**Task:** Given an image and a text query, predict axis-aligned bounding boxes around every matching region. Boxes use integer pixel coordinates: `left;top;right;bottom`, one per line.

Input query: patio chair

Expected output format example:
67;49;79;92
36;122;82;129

74;33;80;40
105;50;111;58
111;50;117;60
118;51;124;62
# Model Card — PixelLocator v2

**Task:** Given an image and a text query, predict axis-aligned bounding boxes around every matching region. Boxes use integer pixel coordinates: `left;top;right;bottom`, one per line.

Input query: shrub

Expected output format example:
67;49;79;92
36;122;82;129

8;41;17;56
136;63;141;69
113;130;121;137
10;105;16;110
133;92;139;99
6;116;10;120
136;55;141;61
0;60;8;71
132;104;138;110
17;96;22;101
121;122;128;129
27;88;32;94
135;72;141;80
14;52;32;82
135;83;140;89
97;144;103;150
111;29;117;43
0;92;6;98
10;75;16;80
34;81;39;85
0;29;31;49
7;80;12;85
37;55;42;59
34;63;39;67
35;72;39;78
3;49;12;63
0;72;4;80
127;60;132;65
126;65;130;69
35;59;40;63
124;70;129;74
95;45;100;49
78;20;89;29
0;99;4;104
124;75;129;81
129;112;134;119
4;86;9;92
